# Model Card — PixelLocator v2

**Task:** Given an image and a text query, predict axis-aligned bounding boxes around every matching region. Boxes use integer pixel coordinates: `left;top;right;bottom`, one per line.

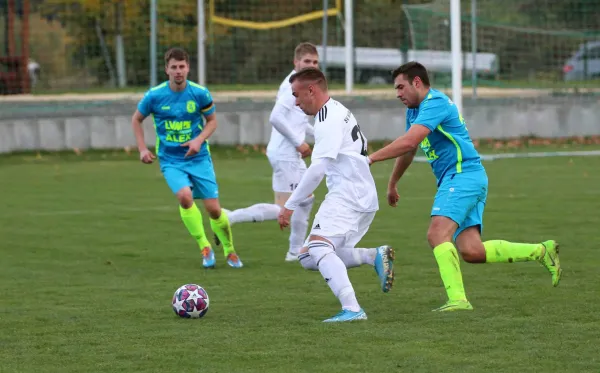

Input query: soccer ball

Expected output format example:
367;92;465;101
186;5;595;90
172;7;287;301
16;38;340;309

172;284;210;319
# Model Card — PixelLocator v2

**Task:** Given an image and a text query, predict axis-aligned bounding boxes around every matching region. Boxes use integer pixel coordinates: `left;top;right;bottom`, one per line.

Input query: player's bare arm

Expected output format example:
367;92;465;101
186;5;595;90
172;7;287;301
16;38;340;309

368;124;430;165
387;149;417;207
131;109;156;164
181;112;217;158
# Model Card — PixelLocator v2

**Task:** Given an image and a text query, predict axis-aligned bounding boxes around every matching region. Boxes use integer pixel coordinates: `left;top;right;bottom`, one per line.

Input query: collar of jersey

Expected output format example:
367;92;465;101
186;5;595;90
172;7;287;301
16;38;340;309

314;97;332;118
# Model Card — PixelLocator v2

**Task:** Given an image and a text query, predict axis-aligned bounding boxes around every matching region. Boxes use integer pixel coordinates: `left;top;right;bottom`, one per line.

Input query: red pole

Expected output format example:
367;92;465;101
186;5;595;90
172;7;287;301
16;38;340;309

21;0;30;93
7;0;15;56
6;0;16;92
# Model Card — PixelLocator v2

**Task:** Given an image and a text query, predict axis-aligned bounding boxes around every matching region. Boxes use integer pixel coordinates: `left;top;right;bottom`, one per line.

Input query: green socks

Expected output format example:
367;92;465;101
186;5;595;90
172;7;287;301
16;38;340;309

432;240;545;303
210;210;235;256
180;203;211;249
484;240;544;263
433;242;467;302
180;204;236;257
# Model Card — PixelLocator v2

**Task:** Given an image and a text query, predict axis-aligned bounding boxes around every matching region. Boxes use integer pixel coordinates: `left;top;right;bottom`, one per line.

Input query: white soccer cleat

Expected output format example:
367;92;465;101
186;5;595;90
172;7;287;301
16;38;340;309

285;252;299;262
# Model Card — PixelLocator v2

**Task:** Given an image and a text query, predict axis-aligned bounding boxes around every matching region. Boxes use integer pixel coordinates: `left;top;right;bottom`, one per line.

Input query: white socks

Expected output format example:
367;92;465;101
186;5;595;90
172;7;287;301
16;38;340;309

226;203;281;225
288;196;314;255
307;240;361;312
336;247;377;268
299;247;376;270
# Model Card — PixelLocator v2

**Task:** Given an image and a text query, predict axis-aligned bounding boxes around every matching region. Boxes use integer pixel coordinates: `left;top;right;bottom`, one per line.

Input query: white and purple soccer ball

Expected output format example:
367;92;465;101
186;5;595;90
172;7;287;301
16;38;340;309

172;284;209;319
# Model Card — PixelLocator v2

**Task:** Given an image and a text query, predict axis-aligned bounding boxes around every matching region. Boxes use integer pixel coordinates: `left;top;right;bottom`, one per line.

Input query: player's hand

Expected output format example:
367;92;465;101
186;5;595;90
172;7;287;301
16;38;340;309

387;185;400;207
139;148;156;164
181;138;203;157
278;207;294;230
296;143;312;158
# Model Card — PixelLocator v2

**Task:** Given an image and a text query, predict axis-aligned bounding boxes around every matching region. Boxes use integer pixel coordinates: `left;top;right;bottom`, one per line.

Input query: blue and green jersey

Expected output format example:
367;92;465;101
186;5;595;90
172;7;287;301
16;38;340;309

137;80;215;161
406;88;484;184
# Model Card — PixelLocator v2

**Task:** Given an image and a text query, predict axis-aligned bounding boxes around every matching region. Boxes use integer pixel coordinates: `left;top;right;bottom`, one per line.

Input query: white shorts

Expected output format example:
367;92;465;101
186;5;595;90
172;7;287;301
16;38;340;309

268;157;307;193
305;198;376;250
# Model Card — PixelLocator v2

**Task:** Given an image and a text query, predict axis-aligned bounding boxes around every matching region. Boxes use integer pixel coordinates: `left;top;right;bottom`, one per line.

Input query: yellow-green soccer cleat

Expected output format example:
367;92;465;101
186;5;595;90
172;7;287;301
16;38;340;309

432;300;474;312
539;240;562;287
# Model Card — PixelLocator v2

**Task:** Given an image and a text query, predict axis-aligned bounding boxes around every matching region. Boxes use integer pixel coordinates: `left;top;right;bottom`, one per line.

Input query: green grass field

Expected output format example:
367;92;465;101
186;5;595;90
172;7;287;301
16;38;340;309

1;147;599;372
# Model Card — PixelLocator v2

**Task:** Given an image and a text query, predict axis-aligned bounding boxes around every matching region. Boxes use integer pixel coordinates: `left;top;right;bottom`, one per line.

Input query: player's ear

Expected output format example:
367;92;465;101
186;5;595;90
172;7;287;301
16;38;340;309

413;76;422;88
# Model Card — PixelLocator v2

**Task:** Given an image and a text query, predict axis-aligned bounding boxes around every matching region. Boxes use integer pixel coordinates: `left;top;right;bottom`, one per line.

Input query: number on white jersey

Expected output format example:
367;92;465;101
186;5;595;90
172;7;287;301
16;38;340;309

351;125;368;156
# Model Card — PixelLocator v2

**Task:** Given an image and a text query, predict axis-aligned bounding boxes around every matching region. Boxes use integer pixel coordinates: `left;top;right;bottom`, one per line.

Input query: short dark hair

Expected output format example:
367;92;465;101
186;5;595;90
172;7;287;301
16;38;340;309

289;67;327;90
164;47;189;65
294;42;318;60
391;61;430;86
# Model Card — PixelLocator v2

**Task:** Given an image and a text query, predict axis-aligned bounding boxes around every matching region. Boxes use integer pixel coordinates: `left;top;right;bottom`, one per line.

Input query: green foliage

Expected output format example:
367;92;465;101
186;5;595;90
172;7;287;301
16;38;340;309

20;0;600;89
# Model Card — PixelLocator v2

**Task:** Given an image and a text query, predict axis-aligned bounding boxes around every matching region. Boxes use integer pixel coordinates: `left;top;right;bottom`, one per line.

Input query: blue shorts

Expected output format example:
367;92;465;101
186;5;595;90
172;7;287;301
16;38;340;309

159;156;219;200
431;170;488;241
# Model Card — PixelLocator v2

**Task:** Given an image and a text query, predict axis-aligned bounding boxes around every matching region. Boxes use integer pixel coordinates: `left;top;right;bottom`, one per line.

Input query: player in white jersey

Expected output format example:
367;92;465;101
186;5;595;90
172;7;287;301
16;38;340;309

278;68;395;323
222;43;318;262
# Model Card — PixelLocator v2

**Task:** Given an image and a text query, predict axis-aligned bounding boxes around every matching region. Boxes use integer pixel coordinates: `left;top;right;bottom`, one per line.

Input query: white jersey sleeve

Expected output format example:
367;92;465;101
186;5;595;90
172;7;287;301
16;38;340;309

266;70;312;161
284;158;328;210
269;99;303;147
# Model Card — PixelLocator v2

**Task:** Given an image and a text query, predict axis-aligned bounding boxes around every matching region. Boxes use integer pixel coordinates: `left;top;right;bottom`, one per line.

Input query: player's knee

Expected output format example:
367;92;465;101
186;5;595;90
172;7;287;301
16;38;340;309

427;217;457;248
460;248;486;263
458;242;485;263
176;188;194;208
426;228;451;248
307;237;334;266
298;249;318;271
456;228;486;263
458;240;486;263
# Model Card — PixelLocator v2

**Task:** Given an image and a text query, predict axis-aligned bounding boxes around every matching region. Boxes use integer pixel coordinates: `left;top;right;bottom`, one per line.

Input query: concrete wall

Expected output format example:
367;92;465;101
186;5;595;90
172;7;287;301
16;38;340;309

0;96;599;153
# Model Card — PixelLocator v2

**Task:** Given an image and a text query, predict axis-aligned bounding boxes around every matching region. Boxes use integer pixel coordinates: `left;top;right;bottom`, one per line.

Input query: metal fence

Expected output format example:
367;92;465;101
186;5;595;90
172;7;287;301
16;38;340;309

0;0;598;97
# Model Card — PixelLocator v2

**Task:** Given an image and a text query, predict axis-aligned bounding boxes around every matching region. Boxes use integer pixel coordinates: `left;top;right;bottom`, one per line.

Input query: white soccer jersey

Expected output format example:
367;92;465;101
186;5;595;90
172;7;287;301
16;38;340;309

312;98;379;213
266;70;313;161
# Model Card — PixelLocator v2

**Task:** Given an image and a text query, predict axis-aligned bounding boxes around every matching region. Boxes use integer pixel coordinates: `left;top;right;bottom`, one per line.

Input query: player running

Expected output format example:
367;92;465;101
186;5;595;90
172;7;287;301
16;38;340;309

222;43;318;262
367;61;561;312
131;47;243;269
278;68;395;323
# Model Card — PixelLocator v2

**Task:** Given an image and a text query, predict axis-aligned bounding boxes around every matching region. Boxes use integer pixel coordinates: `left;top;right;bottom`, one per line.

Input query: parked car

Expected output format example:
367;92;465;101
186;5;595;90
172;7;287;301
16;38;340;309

316;45;499;85
563;41;600;81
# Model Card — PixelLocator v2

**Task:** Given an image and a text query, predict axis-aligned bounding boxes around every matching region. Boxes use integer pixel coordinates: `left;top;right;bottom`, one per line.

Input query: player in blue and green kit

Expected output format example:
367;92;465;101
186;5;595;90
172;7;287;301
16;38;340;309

368;62;561;311
131;47;242;269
